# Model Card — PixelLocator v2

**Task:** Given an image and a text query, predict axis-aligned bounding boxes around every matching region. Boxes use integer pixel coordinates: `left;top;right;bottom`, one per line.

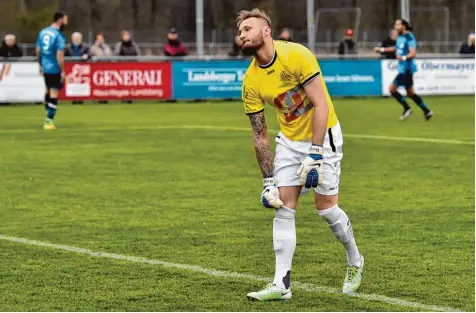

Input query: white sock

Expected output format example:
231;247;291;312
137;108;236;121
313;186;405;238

273;206;296;289
318;205;361;267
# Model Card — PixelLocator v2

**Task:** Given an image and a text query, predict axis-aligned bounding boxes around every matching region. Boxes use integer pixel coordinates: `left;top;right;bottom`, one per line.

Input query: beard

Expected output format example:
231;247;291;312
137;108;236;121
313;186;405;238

59;23;66;32
241;32;265;55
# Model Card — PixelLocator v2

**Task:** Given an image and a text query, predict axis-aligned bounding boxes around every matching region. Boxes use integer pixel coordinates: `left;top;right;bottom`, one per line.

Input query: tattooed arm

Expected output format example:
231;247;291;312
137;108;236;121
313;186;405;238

249;112;274;178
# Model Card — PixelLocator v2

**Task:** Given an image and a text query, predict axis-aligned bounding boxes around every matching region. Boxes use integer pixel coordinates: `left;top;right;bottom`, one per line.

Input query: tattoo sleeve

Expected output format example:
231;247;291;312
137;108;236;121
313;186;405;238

249;112;274;178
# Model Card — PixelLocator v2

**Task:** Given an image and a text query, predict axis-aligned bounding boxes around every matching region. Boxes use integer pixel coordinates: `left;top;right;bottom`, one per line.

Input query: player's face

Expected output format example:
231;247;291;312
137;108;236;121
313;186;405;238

59;15;68;31
238;18;268;55
394;20;404;34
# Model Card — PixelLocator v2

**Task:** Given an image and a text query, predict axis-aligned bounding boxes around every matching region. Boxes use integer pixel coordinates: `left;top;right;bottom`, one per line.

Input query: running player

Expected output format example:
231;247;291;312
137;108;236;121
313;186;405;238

237;9;364;301
381;19;433;121
36;12;68;130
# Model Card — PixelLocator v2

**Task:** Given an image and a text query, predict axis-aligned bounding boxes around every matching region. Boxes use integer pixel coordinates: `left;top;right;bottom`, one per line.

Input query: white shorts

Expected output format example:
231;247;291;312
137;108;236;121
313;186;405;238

274;122;344;196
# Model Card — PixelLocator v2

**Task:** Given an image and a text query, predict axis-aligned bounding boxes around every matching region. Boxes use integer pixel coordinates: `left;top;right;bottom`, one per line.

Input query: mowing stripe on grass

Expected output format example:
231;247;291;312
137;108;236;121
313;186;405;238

0;234;460;312
0;124;473;146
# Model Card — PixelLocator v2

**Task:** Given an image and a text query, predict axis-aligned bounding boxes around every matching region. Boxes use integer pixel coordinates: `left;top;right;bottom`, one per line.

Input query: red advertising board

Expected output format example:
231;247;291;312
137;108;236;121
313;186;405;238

60;62;172;100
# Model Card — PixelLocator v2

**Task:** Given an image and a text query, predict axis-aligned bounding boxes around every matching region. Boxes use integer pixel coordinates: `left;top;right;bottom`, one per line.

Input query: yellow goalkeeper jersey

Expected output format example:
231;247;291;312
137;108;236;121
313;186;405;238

242;40;338;141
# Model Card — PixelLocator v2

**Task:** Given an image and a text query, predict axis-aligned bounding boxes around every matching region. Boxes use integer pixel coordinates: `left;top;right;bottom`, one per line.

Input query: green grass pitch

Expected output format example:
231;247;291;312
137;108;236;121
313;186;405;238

0;96;474;311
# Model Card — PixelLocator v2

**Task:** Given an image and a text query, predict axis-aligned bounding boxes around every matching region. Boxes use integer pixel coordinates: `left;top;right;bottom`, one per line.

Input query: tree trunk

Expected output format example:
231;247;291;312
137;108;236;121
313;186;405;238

132;0;139;30
150;0;157;28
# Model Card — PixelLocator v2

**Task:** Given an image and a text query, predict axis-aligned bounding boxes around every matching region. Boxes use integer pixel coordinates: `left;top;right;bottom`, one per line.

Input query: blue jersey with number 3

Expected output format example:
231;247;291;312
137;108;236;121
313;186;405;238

36;26;65;74
396;32;417;74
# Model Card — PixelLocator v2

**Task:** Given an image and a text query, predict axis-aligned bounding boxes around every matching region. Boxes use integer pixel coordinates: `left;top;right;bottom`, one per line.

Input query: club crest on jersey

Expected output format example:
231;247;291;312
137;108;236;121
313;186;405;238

280;71;292;84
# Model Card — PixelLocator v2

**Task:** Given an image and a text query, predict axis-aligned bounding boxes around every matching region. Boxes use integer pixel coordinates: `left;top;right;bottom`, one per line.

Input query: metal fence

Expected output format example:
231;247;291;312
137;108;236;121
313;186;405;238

1;0;474;56
11;40;469;58
2;53;473;63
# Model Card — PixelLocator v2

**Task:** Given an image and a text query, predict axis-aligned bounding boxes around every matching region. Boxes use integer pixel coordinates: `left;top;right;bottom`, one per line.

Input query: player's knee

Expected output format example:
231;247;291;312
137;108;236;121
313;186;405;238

281;199;298;209
278;186;301;209
389;85;396;93
50;89;59;98
275;206;295;219
314;193;338;211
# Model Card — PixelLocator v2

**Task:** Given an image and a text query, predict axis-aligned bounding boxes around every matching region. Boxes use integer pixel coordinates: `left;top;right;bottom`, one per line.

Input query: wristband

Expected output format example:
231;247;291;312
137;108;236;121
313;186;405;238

263;177;276;187
309;145;323;155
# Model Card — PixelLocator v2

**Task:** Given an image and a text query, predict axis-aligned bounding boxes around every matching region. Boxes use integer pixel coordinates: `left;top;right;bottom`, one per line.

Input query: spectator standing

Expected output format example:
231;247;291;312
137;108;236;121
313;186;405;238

0;34;23;58
338;28;356;55
65;32;90;60
374;29;398;59
278;28;293;42
91;32;112;104
163;28;188;57
90;32;113;57
115;30;140;56
459;33;475;55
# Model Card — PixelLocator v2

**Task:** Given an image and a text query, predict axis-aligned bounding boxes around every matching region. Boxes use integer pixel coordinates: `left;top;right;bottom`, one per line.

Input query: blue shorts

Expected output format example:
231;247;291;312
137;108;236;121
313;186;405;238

44;73;63;90
392;72;414;88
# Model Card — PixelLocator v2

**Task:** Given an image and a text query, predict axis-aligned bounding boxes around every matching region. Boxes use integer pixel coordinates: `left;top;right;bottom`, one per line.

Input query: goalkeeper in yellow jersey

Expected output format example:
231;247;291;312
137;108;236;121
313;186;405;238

238;9;364;301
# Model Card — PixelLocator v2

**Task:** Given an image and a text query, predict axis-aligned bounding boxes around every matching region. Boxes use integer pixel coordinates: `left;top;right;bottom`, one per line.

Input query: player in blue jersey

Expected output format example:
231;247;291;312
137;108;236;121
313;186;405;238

36;12;68;130
381;19;433;121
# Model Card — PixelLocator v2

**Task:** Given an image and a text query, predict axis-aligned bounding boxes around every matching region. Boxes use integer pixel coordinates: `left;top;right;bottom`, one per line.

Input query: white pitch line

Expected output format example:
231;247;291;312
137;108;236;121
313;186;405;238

0;124;473;146
0;235;461;312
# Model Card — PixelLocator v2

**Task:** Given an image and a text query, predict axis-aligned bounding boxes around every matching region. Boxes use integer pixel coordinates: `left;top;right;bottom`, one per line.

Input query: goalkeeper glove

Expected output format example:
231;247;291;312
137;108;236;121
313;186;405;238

297;145;324;188
261;177;283;209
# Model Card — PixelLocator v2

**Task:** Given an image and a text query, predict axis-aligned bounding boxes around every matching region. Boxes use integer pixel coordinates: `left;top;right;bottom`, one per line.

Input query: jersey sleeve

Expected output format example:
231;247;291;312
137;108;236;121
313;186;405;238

406;33;417;49
292;45;321;86
56;34;65;51
242;74;264;115
36;32;42;48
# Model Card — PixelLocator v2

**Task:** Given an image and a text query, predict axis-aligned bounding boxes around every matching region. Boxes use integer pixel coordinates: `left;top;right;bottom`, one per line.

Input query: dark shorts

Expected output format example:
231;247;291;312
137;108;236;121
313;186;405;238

44;73;63;90
392;72;414;88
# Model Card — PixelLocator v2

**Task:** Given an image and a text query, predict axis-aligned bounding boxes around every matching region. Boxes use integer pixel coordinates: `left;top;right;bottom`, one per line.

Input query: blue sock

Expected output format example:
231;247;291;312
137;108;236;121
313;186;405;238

409;94;430;113
46;98;58;122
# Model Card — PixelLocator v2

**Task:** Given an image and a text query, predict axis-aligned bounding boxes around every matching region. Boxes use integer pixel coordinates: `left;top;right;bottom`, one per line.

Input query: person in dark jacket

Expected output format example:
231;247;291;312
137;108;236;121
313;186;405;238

278;28;293;42
228;35;253;57
374;29;398;59
115;30;140;56
0;34;23;58
163;28;188;57
338;28;356;55
65;32;90;60
459;33;475;55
